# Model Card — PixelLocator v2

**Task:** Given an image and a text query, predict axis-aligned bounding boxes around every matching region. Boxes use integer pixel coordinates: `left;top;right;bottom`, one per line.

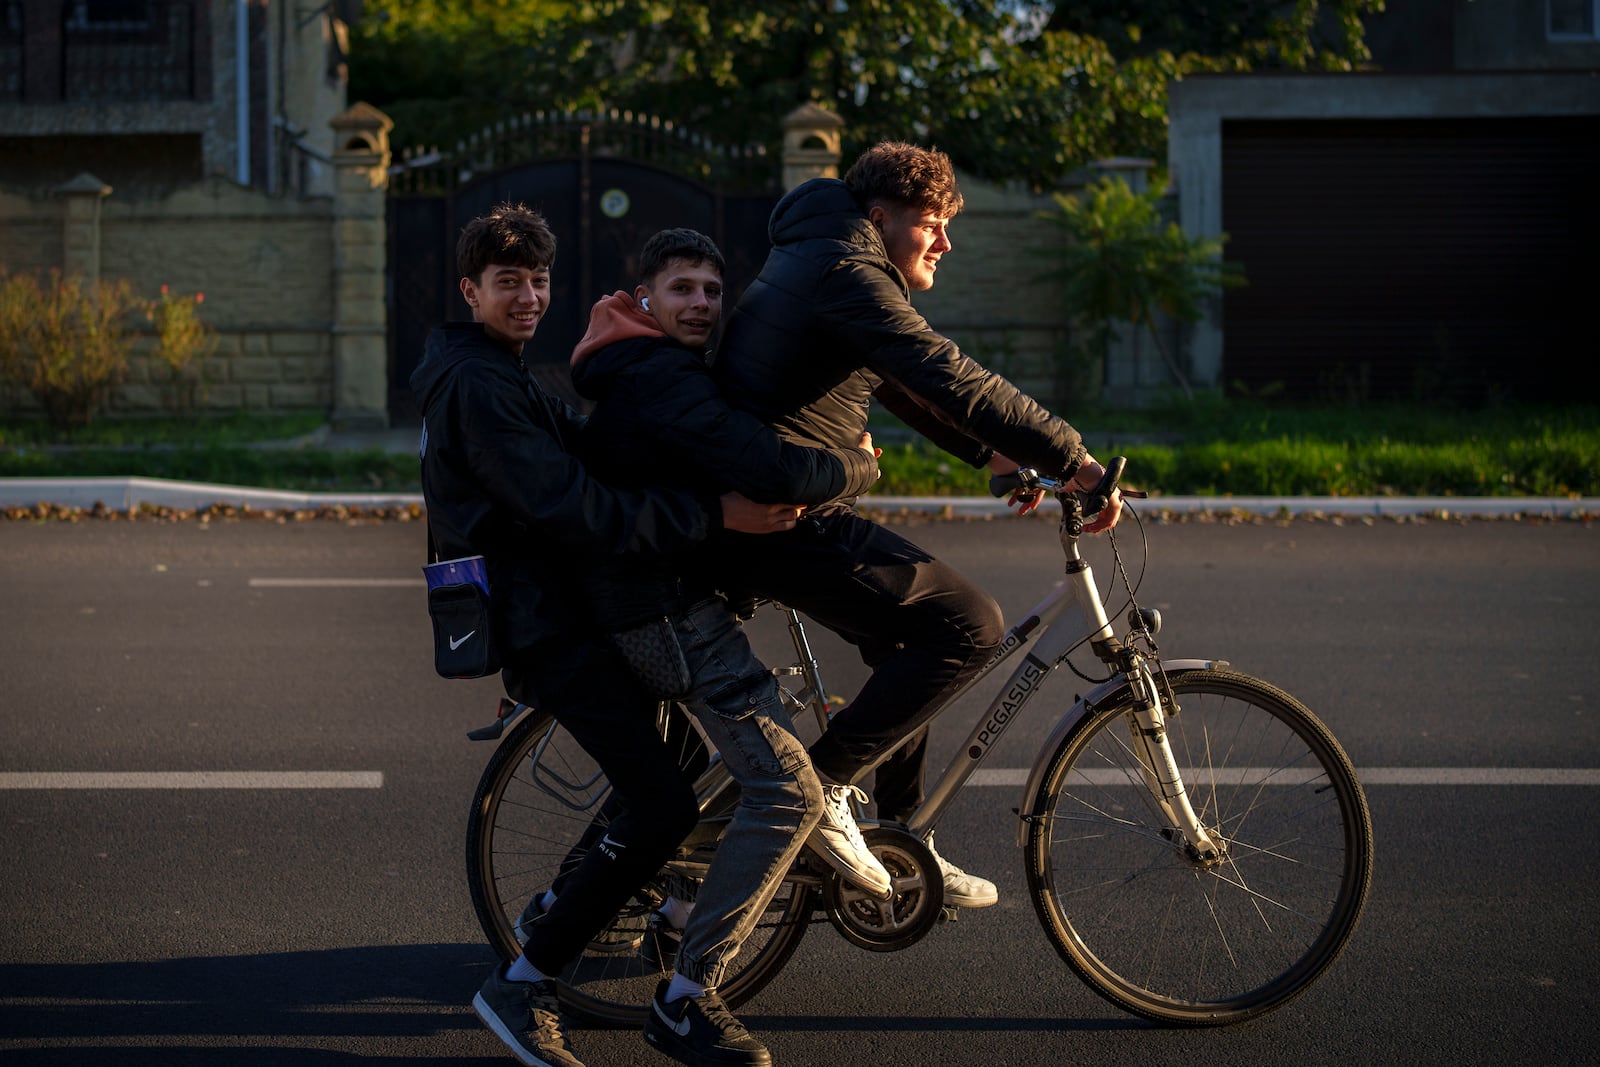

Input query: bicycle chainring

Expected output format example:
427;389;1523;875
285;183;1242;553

820;826;944;952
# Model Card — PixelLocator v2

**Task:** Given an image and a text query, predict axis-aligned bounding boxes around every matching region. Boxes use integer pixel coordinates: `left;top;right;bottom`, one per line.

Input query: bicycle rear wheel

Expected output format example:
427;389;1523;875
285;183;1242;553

465;704;815;1027
1026;668;1373;1026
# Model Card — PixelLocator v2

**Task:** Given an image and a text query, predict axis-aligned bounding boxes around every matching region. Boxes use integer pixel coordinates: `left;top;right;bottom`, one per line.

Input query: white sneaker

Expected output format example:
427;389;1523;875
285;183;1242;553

805;784;893;899
926;833;998;908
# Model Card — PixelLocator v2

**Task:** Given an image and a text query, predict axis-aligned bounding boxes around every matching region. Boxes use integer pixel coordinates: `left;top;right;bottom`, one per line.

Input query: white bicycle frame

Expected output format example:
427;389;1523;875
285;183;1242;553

779;507;1223;860
483;490;1229;865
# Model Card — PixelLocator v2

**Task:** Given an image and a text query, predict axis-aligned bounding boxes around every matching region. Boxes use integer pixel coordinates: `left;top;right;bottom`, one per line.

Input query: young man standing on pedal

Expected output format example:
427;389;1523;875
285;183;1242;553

411;203;801;1067
713;141;1124;910
569;227;891;1067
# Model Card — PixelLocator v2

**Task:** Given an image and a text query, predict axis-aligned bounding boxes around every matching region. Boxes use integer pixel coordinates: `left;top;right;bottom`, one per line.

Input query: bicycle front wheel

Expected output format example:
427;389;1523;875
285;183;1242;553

1026;668;1373;1026
466;705;815;1027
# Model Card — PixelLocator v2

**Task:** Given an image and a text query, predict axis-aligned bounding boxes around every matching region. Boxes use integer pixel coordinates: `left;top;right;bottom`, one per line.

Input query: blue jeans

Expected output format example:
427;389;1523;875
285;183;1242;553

668;596;823;987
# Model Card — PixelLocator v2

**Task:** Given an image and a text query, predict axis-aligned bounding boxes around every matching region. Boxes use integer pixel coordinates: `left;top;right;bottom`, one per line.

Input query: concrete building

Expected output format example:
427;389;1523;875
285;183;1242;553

1168;1;1600;404
0;1;391;426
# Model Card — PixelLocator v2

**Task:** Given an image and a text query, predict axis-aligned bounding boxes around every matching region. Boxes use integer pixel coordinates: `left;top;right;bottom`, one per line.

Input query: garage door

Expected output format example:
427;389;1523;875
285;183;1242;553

1221;116;1599;404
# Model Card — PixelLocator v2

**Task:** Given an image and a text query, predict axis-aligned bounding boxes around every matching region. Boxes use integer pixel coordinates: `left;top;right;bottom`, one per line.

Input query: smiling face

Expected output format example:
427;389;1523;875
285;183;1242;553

870;201;952;292
637;257;723;348
460;263;551;353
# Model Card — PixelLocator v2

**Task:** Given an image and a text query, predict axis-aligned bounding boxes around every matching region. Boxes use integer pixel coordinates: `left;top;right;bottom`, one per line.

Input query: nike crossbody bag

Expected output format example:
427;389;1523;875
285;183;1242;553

422;527;501;679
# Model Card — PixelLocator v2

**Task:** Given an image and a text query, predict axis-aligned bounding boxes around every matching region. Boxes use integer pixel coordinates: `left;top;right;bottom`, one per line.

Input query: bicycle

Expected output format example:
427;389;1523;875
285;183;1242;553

464;458;1374;1028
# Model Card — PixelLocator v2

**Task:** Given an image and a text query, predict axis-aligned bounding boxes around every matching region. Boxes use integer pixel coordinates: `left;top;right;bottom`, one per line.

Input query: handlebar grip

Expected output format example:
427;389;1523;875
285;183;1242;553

1084;456;1126;515
988;471;1029;498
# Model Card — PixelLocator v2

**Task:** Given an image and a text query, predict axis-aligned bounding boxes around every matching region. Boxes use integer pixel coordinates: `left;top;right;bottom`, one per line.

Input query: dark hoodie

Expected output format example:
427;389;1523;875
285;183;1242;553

409;321;718;656
716;177;1088;479
569;291;880;627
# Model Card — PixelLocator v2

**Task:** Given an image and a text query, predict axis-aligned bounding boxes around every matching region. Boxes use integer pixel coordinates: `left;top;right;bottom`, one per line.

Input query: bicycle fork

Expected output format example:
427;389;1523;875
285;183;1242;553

1122;659;1225;864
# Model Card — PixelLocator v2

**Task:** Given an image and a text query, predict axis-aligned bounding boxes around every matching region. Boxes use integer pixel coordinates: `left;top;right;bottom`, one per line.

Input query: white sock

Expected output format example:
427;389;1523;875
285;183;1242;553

660;897;694;931
664;973;706;1003
506;954;546;983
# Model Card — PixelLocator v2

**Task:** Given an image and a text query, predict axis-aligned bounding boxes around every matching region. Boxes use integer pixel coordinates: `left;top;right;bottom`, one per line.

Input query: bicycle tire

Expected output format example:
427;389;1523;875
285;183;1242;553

465;705;815;1027
1025;668;1373;1026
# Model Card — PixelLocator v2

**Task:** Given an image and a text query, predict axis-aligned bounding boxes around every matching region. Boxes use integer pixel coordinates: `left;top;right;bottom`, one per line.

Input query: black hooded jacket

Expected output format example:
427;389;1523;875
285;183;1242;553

715;178;1088;490
570;335;879;507
569;316;880;626
409;322;718;656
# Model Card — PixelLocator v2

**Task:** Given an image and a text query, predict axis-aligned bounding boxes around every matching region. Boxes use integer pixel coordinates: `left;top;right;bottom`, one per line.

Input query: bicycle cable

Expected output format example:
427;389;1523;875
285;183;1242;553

1055;496;1150;687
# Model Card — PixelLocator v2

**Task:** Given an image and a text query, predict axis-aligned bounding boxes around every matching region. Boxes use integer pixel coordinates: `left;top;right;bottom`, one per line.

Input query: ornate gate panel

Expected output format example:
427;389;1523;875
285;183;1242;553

387;112;780;422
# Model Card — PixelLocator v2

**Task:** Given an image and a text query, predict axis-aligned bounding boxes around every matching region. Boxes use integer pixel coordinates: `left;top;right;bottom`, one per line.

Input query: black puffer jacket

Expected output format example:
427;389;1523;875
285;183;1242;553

410;322;718;656
571;326;880;626
716;178;1087;492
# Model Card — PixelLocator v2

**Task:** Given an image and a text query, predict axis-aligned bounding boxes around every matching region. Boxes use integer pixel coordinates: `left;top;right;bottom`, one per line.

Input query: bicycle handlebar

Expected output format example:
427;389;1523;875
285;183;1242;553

987;455;1138;516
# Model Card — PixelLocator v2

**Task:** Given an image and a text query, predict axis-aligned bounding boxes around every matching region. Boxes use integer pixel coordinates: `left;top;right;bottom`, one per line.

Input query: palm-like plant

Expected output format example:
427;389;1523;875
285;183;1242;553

1037;175;1245;402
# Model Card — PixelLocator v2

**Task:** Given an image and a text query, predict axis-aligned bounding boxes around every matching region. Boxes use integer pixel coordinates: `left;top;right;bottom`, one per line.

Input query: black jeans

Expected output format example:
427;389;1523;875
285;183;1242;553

712;508;1005;823
502;637;705;976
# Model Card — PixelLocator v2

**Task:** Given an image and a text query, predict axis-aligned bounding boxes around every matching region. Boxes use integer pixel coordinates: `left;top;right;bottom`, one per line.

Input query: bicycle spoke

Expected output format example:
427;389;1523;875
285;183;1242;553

467;708;815;1026
1029;670;1371;1024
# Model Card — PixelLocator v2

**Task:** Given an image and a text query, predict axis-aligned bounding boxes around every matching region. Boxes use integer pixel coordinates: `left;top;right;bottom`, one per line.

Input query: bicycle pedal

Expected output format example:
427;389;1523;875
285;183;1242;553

938;905;960;923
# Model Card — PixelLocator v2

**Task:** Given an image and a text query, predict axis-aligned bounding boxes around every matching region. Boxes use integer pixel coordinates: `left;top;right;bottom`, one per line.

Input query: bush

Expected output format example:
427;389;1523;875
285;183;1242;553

0;269;143;428
0;269;218;427
146;285;218;410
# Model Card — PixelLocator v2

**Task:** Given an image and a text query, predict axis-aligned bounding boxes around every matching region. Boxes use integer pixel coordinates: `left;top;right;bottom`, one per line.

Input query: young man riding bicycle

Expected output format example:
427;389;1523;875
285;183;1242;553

412;204;809;1067
712;141;1124;907
567;226;897;1066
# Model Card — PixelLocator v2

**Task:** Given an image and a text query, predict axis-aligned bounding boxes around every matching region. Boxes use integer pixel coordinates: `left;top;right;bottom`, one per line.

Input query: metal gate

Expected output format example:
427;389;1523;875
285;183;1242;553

386;111;782;422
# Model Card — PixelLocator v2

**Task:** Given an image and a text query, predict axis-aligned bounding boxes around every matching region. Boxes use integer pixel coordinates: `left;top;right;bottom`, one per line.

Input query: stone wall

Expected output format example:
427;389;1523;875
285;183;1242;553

0;178;336;417
908;172;1078;409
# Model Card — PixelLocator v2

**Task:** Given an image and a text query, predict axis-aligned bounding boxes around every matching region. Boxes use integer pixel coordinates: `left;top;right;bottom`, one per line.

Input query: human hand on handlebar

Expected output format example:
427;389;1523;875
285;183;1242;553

720;492;805;534
989;452;1046;516
1067;453;1124;534
857;430;882;458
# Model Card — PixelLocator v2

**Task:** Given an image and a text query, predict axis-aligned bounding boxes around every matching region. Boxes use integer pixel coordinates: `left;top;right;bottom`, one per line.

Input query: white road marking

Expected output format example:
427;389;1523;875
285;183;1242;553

967;767;1600;787
0;772;383;789
249;578;423;588
9;767;1587;793
5;768;1591;791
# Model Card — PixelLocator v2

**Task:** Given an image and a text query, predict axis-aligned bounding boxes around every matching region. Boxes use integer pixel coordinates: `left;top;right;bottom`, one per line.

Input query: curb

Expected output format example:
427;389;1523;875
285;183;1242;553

0;476;1594;519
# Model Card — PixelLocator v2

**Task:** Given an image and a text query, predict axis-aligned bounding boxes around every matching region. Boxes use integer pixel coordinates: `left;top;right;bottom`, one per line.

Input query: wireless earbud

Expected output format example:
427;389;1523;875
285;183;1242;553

640;296;651;311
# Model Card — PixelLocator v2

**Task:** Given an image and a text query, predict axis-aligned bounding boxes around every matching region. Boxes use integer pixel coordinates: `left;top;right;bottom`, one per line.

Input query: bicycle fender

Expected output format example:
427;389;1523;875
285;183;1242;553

1014;660;1222;848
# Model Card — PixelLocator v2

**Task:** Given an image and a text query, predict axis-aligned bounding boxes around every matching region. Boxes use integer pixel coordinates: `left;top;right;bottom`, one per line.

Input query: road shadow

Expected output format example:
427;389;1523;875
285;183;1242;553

0;942;499;1064
0;941;1155;1063
744;1011;1152;1035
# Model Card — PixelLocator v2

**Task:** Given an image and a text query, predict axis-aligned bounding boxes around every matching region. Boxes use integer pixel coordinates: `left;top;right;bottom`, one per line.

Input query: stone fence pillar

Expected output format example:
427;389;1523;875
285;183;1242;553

329;102;393;430
54;172;112;281
782;103;844;191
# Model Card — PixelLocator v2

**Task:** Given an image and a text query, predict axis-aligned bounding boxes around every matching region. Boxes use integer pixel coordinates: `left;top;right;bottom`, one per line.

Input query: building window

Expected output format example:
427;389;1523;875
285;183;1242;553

1548;0;1600;38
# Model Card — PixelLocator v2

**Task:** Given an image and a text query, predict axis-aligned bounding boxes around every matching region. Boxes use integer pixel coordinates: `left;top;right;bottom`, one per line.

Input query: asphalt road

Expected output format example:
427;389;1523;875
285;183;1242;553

2;512;1598;1066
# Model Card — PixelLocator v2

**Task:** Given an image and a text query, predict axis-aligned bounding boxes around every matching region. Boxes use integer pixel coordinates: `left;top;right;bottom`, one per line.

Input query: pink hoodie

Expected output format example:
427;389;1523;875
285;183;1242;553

570;291;662;368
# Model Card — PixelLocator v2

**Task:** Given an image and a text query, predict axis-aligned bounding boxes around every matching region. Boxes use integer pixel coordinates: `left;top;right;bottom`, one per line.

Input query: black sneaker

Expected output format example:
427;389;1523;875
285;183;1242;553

471;964;585;1067
640;910;683;973
643;979;770;1067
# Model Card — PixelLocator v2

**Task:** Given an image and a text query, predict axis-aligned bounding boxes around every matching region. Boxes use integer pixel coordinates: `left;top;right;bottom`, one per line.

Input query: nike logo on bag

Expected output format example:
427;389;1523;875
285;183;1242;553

654;1000;692;1037
448;631;476;651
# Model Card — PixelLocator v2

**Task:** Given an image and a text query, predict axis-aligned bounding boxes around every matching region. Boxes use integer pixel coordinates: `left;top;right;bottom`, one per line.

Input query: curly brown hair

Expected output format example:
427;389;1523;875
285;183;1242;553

842;141;965;218
456;202;557;282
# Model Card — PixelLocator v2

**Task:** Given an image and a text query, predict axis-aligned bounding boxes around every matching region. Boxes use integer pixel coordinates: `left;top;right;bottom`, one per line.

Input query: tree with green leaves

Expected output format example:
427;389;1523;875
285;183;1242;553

349;1;1380;186
1035;175;1245;401
1039;0;1380;70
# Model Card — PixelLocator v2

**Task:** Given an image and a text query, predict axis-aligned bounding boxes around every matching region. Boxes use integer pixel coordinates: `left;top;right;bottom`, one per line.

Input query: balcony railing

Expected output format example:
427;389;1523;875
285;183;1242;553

1;2;21;101
63;0;197;102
